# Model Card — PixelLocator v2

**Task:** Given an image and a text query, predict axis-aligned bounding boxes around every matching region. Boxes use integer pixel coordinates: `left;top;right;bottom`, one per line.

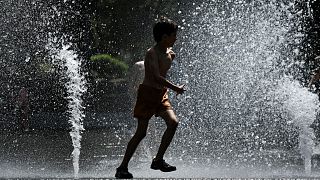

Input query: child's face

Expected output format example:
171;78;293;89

164;32;177;47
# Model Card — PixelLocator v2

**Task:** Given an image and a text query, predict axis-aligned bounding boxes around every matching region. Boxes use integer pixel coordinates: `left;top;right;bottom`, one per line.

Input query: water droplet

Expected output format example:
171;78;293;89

25;57;30;62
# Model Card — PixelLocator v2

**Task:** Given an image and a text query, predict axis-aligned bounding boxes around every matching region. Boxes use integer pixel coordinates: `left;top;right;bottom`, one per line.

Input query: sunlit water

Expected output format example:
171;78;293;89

46;39;87;178
274;77;320;174
58;45;87;179
1;0;320;178
166;0;320;176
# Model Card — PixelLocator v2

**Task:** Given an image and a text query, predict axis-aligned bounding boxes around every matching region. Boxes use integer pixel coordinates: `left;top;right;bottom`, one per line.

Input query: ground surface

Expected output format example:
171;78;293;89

1;128;320;179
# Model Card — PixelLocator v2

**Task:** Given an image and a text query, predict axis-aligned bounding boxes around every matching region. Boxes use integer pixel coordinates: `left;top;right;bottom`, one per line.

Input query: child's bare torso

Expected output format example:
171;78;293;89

143;47;175;90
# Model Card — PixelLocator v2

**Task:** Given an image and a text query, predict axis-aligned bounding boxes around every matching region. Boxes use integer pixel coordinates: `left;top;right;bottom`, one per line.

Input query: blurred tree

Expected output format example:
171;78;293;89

89;54;128;80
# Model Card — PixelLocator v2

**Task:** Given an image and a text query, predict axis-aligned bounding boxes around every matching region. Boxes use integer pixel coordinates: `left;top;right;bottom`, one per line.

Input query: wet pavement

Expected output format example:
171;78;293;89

0;128;126;178
1;127;320;179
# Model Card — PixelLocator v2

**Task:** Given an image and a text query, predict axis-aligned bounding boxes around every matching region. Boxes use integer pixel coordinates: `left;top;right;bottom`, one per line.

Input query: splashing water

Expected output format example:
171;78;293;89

1;0;319;178
59;44;87;178
167;0;320;175
274;77;320;174
46;39;87;178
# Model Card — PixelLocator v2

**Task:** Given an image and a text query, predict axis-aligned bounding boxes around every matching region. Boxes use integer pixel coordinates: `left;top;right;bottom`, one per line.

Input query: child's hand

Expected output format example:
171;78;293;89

176;84;186;95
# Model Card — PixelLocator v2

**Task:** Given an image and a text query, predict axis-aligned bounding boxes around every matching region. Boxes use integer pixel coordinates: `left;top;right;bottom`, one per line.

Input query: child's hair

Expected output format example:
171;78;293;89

153;16;178;43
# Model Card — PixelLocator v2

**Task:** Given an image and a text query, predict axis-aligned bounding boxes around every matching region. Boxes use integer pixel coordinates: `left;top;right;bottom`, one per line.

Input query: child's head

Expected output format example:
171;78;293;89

153;16;178;43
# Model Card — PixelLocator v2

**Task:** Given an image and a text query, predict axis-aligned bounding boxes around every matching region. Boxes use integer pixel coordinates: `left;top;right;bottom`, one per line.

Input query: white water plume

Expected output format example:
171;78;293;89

46;40;87;178
171;0;319;174
274;77;320;175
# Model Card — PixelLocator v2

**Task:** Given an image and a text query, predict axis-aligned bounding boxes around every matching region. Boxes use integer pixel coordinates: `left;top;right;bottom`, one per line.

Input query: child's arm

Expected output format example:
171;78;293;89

146;50;184;94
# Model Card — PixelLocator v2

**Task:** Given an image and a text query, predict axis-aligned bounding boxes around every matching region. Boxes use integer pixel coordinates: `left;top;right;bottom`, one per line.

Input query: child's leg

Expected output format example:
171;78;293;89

119;118;150;168
155;110;179;160
21;110;29;130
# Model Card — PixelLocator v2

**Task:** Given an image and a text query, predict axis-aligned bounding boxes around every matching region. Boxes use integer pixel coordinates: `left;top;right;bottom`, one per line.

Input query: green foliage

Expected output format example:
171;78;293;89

90;54;128;79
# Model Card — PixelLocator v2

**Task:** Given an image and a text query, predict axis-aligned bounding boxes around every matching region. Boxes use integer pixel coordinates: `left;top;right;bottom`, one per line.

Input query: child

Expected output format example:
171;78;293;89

17;87;30;131
115;16;185;179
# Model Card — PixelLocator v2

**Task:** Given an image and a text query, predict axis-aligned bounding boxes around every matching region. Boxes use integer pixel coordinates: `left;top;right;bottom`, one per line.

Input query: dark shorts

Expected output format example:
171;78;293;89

133;84;172;119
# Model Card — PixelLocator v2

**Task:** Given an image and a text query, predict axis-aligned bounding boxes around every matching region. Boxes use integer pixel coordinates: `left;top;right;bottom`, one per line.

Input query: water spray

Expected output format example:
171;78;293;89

46;39;87;178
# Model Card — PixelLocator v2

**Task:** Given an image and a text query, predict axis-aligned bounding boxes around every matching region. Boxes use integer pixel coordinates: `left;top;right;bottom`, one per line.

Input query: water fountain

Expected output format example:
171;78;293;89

0;0;88;178
168;0;320;177
46;39;87;178
275;77;319;174
1;0;320;178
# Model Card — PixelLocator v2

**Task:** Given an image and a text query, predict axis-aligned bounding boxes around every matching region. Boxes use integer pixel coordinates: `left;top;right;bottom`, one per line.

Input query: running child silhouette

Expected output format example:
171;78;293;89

115;16;186;179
